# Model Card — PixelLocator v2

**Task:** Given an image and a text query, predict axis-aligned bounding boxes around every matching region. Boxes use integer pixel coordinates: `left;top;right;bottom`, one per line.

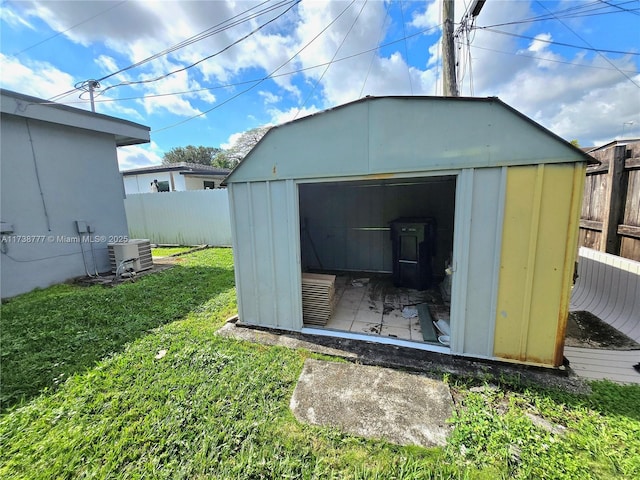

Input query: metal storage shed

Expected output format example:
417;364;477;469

224;96;592;368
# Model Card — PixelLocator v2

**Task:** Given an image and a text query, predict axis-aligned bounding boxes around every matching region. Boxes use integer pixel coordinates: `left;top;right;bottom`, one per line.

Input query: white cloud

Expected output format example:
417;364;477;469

267;105;320;125
117;141;163;170
259;90;282;104
528;33;552;53
5;0;639;148
1;7;35;30
0;53;79;102
410;0;440;29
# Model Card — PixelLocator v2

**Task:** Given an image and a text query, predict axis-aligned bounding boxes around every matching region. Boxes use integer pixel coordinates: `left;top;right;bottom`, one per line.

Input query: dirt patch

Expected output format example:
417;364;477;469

565;311;640;350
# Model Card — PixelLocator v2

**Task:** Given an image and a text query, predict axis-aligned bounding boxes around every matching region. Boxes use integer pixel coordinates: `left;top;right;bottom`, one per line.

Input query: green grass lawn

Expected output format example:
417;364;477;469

151;246;196;257
1;248;639;479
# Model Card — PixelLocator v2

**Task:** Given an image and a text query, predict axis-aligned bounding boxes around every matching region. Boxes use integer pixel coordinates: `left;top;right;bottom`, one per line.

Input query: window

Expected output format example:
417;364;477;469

157;181;170;192
204;181;216;189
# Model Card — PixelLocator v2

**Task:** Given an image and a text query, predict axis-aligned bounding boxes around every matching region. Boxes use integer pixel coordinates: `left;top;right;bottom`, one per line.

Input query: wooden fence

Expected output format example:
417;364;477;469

578;140;640;261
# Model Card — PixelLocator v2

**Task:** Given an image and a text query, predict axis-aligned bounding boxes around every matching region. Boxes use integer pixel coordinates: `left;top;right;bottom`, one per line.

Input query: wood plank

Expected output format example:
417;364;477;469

302;272;336;327
602;145;627;254
302;273;336;284
617;224;640;239
580;219;603;231
624;157;640;170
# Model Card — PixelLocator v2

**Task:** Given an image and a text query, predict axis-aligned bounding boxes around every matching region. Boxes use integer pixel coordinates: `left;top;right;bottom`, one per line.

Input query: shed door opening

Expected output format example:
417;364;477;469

298;176;456;346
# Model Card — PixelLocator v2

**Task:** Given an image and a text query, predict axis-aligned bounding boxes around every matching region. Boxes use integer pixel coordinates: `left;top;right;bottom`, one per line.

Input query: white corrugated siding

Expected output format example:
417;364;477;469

449;168;506;357
229;180;302;330
124;190;232;246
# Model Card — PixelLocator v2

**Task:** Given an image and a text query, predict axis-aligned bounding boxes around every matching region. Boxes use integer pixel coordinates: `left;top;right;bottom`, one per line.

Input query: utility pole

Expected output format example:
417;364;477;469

88;80;100;112
442;0;458;96
442;0;486;97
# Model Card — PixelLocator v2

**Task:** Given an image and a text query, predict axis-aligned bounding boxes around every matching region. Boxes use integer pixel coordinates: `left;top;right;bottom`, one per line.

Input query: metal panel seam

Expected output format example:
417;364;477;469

554;163;587;365
450;169;473;354
247;182;259;323
227;185;244;322
486;166;507;357
520;164;545;358
288;179;303;330
265;181;279;328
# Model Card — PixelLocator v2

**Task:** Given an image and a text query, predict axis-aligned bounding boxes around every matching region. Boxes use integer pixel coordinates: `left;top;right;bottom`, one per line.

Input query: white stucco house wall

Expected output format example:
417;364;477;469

0;89;150;298
121;163;230;195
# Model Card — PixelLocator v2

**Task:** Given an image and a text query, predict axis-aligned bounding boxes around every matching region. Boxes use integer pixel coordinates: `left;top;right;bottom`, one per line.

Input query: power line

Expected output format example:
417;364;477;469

294;0;365;119
398;0;414;95
47;0;297;102
599;0;640;16
153;0;361;134
32;22;444;110
477;27;640;56
98;0;296;83
359;0;391;98
12;0;128;56
469;43;638;73
535;0;640;88
98;0;300;97
32;0;638;120
479;0;639;28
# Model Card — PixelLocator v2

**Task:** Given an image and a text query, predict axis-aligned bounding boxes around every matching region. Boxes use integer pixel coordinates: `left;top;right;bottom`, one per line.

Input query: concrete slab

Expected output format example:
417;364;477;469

290;359;453;448
216;321;591;395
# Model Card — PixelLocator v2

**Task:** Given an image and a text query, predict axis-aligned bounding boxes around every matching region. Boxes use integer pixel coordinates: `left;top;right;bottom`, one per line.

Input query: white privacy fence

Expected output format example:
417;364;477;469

124;190;232;246
570;247;640;343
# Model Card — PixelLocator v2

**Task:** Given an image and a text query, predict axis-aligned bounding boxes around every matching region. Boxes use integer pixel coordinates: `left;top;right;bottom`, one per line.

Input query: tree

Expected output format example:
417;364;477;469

162;145;222;166
570;139;580;148
213;126;271;168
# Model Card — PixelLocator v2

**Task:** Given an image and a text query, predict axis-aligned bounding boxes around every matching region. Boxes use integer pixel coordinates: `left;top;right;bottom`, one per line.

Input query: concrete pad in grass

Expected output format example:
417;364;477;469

290;359;453;448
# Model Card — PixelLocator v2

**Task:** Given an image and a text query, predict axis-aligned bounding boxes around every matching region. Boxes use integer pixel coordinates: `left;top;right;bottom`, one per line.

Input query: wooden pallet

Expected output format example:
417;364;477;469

302;273;336;326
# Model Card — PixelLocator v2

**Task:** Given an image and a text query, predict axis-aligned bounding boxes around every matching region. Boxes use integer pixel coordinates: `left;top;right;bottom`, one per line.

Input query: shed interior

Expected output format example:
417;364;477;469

298;175;456;345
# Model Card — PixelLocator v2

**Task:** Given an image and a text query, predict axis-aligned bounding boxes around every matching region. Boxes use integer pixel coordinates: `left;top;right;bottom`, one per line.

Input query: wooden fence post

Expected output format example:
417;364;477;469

600;145;627;255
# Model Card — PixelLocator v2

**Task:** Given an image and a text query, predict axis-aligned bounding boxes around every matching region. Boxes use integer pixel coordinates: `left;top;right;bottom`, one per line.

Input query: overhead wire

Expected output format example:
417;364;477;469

97;0;300;97
599;0;640;16
98;0;296;83
469;43;638;73
476;28;640;56
47;0;297;102
32;0;639;134
359;0;391;98
398;0;414;95
534;0;640;88
478;0;639;28
31;22;445;109
294;0;364;119
12;0;128;56
152;0;359;133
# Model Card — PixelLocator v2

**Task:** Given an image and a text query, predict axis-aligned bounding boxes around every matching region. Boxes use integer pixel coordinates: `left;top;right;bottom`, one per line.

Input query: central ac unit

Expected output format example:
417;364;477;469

108;239;153;274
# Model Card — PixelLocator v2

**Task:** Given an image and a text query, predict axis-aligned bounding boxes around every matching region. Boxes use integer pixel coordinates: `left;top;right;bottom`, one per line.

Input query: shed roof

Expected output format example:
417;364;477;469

0;89;150;146
586;138;640;153
224;96;594;184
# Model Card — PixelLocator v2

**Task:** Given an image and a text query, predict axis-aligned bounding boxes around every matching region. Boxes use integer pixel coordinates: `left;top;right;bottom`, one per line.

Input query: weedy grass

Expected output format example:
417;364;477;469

1;248;639;479
151;246;195;257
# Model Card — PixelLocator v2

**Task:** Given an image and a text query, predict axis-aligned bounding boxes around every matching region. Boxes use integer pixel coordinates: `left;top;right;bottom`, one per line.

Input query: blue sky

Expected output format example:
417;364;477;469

1;0;639;170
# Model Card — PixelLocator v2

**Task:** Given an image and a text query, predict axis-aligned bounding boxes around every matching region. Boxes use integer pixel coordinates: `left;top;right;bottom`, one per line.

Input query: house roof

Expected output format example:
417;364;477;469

0;88;150;146
224;96;596;185
585;138;640;153
121;162;231;176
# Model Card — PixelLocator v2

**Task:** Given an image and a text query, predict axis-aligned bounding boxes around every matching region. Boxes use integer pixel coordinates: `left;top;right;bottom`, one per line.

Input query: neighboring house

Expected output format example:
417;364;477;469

579;139;640;261
0;89;150;298
121;163;230;195
224;95;594;369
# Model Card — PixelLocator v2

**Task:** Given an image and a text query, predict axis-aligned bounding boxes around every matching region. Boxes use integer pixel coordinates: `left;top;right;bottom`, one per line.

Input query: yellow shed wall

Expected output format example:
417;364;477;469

494;162;585;366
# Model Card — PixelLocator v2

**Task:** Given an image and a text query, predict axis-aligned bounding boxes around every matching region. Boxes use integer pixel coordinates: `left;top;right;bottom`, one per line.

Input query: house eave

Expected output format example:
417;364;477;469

1;88;150;145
